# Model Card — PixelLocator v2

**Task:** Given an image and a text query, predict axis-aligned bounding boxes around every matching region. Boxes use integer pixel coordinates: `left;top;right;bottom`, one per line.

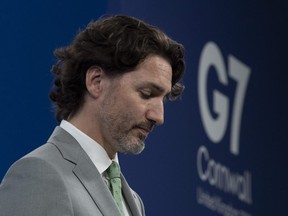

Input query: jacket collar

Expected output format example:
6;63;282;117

47;126;142;216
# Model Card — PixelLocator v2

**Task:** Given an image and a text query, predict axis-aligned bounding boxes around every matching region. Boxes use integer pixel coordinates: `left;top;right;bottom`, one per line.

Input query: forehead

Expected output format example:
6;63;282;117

122;55;173;92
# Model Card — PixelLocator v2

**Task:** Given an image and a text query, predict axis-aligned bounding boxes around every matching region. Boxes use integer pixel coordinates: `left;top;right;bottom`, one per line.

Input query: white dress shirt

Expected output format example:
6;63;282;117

60;120;130;216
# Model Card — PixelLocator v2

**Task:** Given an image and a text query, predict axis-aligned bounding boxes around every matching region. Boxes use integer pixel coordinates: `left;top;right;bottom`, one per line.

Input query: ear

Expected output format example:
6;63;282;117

86;66;104;98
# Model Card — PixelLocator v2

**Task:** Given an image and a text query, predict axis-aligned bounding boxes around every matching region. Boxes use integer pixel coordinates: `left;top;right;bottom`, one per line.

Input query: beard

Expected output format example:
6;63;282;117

114;130;146;155
110;116;156;154
102;116;150;155
98;102;154;155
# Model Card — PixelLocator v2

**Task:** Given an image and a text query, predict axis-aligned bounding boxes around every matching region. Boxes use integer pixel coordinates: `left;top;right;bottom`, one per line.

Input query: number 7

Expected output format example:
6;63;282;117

228;55;251;155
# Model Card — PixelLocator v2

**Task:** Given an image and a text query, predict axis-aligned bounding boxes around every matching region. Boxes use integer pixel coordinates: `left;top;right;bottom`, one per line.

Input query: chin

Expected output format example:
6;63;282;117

120;141;145;155
116;134;146;155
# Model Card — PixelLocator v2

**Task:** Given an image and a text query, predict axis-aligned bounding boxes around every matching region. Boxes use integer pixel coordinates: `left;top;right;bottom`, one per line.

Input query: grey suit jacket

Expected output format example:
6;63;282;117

0;127;145;216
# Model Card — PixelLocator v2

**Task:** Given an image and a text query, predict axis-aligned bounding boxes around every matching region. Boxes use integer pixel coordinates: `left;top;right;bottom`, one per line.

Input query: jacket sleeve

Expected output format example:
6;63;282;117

0;157;74;216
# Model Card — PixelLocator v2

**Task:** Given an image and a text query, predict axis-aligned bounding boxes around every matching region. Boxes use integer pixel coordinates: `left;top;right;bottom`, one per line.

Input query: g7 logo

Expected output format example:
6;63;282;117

198;42;251;155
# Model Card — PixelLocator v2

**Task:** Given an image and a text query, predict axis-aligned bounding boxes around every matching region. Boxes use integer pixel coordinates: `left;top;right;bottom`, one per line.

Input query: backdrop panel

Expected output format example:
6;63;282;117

0;0;107;179
108;1;288;215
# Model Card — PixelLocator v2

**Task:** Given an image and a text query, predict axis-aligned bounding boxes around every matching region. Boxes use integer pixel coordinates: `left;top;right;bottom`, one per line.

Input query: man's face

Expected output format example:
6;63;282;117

97;55;172;155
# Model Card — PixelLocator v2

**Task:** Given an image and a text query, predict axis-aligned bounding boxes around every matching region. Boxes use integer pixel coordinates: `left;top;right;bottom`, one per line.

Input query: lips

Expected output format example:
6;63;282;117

137;126;151;134
134;122;154;134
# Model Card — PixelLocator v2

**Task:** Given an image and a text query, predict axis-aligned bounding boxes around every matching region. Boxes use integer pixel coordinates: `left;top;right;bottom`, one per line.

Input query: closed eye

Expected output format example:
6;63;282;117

138;83;171;101
140;89;153;99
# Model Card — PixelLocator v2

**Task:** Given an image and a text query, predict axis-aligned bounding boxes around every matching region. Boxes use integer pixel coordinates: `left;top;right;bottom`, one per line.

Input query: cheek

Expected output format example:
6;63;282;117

126;101;146;118
116;103;144;127
109;88;147;121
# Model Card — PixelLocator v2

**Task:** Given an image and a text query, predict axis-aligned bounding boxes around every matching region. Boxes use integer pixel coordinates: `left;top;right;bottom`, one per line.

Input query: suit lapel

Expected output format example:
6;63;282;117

48;127;121;216
72;154;120;215
121;174;142;216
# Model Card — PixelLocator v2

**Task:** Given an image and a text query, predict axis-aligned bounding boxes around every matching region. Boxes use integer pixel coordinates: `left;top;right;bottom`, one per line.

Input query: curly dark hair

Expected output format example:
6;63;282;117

50;15;185;122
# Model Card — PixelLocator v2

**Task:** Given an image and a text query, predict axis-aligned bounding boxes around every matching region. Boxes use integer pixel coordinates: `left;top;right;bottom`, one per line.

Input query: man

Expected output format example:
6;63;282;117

0;15;185;215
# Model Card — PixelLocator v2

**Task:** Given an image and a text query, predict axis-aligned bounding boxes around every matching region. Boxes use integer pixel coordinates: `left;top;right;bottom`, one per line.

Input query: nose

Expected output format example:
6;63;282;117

146;100;164;125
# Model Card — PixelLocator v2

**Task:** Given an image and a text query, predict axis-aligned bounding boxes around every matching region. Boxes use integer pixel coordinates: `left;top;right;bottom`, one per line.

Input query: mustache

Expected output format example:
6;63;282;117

133;121;155;133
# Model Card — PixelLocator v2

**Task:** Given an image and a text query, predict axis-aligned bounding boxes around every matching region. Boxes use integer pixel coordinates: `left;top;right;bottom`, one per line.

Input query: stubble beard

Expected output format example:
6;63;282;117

99;107;146;155
106;124;146;155
116;132;146;155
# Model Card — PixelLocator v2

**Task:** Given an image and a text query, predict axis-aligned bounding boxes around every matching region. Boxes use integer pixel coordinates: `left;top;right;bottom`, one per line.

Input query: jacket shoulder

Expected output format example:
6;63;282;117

0;144;73;215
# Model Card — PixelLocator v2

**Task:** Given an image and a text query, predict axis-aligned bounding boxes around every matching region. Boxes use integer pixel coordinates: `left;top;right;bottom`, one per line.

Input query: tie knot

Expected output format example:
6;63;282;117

107;161;121;179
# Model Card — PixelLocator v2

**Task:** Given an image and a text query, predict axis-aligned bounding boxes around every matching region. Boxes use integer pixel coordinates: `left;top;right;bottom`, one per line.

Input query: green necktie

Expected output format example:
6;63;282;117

107;161;125;216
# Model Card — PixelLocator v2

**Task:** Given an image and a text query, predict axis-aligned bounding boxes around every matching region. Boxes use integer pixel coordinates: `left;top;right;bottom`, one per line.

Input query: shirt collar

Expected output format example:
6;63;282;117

60;120;119;174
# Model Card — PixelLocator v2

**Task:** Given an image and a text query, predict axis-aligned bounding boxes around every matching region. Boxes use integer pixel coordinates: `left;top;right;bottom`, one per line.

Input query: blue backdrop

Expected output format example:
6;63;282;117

1;0;287;215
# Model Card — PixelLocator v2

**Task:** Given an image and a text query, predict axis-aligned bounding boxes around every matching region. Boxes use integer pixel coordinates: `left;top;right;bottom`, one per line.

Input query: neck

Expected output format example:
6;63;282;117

68;110;117;159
